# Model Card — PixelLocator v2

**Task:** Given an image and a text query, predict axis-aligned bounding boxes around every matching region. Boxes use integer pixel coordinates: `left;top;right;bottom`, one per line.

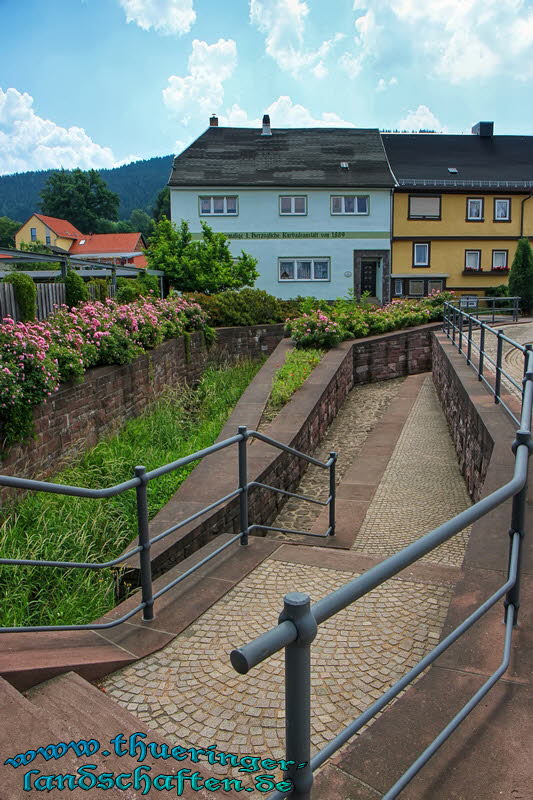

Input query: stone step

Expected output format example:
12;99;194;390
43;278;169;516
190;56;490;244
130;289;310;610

0;676;123;799
25;672;244;799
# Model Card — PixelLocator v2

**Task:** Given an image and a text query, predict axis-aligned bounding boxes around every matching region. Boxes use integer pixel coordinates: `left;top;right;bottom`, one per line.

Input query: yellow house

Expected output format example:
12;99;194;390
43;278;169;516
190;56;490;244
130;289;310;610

15;214;83;252
382;124;533;300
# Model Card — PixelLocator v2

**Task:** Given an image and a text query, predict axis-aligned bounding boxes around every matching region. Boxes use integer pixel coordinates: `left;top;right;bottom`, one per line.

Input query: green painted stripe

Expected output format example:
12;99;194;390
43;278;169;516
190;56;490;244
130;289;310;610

191;231;390;240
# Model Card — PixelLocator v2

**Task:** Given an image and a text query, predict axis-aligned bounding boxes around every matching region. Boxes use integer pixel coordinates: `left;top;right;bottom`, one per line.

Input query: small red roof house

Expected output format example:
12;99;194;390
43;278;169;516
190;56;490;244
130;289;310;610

15;215;147;267
69;232;147;267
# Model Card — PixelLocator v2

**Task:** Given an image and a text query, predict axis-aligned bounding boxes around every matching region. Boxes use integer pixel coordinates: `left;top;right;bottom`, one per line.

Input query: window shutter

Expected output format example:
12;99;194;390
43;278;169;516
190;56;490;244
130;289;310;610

409;196;440;217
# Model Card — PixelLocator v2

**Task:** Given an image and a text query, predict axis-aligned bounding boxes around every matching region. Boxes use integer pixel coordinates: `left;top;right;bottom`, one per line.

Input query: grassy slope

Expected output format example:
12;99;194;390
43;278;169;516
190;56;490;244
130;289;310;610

0;359;263;628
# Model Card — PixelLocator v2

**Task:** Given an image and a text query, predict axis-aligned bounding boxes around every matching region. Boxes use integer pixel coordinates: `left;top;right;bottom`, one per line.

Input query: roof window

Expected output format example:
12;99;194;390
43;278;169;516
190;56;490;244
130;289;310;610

340;161;349;169
448;167;458;174
79;239;85;245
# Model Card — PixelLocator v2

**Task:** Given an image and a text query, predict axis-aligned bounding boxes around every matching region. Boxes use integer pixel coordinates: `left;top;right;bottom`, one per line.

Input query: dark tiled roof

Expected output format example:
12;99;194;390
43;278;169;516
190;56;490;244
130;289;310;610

169;127;395;188
382;134;533;188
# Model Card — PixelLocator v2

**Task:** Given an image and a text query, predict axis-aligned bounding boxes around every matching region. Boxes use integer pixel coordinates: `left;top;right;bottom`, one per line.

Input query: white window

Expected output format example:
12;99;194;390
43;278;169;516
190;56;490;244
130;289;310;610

465;250;481;270
467;198;484;220
199;196;238;215
45;234;51;245
408;280;424;296
492;250;508;268
413;243;429;266
494;198;510;220
393;279;404;296
331;195;369;215
428;280;444;294
279;196;307;215
30;227;37;241
278;258;330;281
408;196;440;219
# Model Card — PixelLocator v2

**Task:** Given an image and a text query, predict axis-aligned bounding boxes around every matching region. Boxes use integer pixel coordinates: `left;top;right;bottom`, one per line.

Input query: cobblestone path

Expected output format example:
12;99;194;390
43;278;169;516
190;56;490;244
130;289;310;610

273;378;405;534
469;321;533;398
101;373;471;775
352;377;471;566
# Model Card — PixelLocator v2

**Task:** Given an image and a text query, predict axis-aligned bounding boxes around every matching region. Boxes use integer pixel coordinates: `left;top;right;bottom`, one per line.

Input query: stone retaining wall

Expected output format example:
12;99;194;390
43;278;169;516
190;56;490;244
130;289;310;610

432;333;494;500
0;324;284;485
352;323;440;384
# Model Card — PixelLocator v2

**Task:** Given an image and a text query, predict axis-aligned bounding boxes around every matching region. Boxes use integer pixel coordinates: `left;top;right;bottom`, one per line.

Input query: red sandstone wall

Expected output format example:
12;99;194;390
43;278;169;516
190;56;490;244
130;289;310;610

0;324;284;483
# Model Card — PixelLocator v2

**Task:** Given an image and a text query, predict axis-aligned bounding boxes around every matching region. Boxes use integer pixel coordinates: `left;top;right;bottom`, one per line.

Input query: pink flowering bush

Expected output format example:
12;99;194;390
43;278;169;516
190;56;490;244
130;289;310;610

285;309;344;348
0;295;210;447
285;291;455;349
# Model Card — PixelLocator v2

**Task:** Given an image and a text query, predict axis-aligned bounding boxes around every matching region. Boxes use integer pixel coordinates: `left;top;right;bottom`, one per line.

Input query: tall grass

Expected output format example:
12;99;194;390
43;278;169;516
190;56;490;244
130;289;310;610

0;359;263;628
261;348;325;426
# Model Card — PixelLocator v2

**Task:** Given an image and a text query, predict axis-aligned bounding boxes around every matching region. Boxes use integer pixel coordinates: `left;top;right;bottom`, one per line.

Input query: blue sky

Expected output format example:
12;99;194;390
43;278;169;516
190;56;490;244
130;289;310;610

1;0;533;175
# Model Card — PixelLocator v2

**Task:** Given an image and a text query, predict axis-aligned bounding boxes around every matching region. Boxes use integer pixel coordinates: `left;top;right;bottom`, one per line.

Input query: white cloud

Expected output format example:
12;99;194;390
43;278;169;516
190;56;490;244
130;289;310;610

163;39;237;117
118;0;195;36
218;95;354;128
398;104;446;131
249;1;344;76
0;87;120;175
376;76;398;91
342;0;532;84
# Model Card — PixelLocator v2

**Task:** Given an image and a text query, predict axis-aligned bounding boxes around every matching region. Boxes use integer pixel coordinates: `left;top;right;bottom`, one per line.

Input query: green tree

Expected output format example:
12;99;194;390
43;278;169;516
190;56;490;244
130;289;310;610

3;273;37;321
509;238;533;314
130;209;155;239
18;240;61;271
40;168;120;233
152;187;170;222
0;216;20;248
64;269;89;308
146;218;258;293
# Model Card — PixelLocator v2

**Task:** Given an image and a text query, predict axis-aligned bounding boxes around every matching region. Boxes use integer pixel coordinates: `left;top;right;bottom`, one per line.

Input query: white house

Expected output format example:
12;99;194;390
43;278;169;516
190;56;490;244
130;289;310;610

168;116;395;303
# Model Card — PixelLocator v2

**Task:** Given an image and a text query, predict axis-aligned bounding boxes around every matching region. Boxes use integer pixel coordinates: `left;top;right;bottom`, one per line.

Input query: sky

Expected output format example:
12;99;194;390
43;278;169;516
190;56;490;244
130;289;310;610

1;0;533;175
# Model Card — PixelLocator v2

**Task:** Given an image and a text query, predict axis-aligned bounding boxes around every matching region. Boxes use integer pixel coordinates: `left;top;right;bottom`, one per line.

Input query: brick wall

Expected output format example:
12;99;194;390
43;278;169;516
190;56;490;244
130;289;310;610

0;324;284;484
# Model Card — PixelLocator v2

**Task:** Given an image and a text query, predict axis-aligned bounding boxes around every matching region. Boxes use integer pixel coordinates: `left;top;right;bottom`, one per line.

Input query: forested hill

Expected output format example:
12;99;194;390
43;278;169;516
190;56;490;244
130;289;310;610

0;155;173;222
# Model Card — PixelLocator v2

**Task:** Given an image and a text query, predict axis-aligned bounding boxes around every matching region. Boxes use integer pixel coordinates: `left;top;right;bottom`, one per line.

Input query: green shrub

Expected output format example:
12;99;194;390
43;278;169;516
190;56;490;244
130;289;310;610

3;273;37;321
87;278;109;303
184;289;283;327
116;277;141;304
64;269;88;308
509;238;533;314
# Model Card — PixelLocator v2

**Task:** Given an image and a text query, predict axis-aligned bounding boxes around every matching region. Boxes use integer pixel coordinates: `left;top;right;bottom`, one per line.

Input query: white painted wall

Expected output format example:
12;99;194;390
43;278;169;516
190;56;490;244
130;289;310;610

170;186;391;300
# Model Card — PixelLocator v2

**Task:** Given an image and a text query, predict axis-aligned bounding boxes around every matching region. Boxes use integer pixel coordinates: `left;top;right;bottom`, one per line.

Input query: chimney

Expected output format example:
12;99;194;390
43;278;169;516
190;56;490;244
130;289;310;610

209;115;218;127
472;121;494;137
261;114;272;136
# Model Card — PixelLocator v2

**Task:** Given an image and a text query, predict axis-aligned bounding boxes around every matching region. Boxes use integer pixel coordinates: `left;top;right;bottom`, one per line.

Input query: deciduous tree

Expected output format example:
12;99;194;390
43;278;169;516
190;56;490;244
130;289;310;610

40;169;120;233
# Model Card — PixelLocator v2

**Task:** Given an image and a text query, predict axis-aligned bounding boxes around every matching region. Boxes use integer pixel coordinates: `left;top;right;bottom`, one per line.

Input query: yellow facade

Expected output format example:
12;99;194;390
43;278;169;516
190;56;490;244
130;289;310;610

391;192;533;297
15;215;74;252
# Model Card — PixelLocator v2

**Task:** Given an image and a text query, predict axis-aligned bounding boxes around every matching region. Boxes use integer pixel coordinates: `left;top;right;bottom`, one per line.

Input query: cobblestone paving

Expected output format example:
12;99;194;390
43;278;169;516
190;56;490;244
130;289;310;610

469;322;533;398
352;376;471;566
271;378;405;535
101;559;453;772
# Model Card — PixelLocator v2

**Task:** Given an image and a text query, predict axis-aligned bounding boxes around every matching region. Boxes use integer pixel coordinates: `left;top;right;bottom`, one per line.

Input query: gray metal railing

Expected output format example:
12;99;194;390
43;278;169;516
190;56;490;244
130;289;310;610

443;299;525;425
450;294;520;325
0;427;336;633
230;314;532;799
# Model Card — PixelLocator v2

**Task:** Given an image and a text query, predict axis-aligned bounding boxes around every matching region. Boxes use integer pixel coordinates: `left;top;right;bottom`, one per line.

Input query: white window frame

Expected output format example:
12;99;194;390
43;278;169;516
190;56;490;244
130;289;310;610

330;195;369;215
45;234;51;246
408;195;441;219
393;279;404;296
467;198;484;220
279;196;307;215
494;198;510;221
492;250;508;268
413;242;429;266
30;227;37;242
199;195;239;216
428;279;444;294
278;257;330;282
465;250;481;270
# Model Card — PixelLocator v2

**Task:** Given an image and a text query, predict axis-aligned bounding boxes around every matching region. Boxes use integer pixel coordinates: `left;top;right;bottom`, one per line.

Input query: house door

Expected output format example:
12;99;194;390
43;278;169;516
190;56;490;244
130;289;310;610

361;259;378;296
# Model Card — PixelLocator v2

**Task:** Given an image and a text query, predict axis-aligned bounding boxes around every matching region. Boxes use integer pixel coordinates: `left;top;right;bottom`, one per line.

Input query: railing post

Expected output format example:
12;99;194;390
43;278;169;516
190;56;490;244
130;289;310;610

467;317;473;365
458;311;463;353
135;465;154;622
491;297;495;325
279;593;317;800
478;325;485;381
452;306;456;345
238;426;249;546
514;296;519;323
495;329;504;403
329;452;337;536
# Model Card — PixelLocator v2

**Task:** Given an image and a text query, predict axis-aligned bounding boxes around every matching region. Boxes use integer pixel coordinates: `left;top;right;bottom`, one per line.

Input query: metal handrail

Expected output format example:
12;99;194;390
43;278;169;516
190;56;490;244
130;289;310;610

0;426;337;633
230;321;532;799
